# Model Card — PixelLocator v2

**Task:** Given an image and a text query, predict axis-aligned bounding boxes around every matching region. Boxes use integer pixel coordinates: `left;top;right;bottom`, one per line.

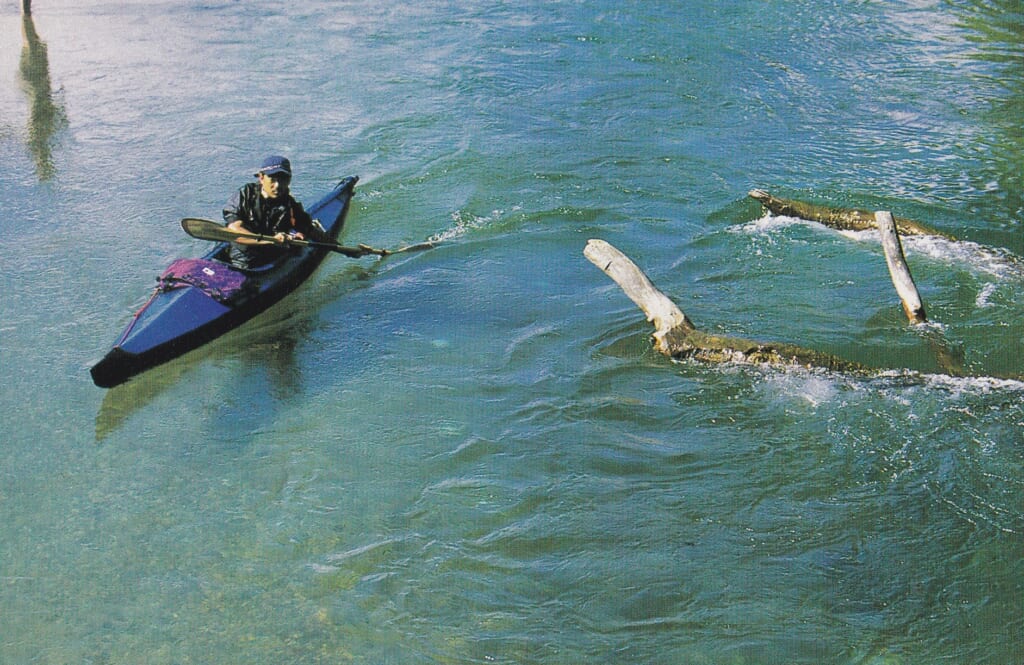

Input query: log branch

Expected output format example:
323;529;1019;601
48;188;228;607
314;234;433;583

875;211;927;324
748;189;954;239
874;212;969;374
583;239;694;355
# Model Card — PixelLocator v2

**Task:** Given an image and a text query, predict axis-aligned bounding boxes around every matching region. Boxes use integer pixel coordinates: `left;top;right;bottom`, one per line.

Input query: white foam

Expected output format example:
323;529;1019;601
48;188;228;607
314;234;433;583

779;372;838;407
921;372;1024;395
737;214;1024;281
428;207;516;243
728;213;807;235
975;283;998;308
868;369;1024;395
902;235;1024;280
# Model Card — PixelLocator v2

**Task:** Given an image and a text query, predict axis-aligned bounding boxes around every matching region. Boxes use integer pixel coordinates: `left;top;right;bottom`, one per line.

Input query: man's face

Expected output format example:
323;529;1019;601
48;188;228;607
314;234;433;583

259;172;290;199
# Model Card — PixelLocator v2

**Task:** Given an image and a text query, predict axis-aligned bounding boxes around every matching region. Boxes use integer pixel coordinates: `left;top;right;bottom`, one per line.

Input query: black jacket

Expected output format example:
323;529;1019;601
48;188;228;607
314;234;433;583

222;182;326;268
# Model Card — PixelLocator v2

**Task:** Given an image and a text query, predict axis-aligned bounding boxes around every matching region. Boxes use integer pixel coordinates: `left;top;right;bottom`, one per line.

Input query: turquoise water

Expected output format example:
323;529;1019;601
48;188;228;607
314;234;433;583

2;1;1022;663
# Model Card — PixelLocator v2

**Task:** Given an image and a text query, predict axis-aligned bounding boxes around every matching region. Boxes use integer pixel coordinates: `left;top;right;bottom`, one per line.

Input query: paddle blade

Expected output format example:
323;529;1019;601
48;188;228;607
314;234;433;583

181;218;242;243
389;241;438;255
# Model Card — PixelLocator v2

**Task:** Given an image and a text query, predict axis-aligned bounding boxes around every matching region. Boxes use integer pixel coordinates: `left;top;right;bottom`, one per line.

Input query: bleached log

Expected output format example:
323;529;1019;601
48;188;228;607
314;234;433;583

749;189;953;239
584;239;867;372
875;211;927;324
583;239;694;355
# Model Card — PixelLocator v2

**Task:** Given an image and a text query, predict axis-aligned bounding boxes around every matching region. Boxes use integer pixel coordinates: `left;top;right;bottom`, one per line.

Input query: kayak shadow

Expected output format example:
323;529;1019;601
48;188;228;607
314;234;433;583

94;263;376;441
94;354;199;441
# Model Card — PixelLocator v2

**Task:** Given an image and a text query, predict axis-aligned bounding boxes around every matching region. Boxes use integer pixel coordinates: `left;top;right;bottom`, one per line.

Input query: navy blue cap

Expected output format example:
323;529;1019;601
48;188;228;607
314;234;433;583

254;155;292;177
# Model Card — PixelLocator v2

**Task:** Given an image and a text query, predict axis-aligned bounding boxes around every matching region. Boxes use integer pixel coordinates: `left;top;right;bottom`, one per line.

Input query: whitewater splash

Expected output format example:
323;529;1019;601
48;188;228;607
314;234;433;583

732;213;1024;281
903;234;1024;281
743;363;1024;405
729;213;808;236
428;207;518;244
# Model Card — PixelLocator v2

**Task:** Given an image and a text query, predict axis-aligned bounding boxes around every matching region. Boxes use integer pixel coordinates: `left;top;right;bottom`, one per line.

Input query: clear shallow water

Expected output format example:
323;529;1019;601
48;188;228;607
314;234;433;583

2;1;1022;663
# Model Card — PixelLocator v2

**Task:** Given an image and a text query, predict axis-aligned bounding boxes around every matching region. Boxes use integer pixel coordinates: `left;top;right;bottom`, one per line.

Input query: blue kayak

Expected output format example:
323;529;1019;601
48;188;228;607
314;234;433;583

90;176;358;388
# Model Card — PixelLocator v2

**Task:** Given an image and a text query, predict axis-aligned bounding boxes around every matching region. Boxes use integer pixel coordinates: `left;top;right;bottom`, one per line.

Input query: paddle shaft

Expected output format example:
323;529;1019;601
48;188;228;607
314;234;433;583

181;218;437;257
237;230;384;257
181;218;386;257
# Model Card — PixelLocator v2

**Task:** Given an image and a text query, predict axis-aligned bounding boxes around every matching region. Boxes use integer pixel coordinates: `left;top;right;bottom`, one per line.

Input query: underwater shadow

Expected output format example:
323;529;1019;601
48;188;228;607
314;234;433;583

94;263;376;441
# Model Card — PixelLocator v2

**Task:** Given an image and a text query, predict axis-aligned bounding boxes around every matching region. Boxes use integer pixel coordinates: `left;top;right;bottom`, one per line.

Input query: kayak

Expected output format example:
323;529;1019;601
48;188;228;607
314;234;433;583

90;176;359;388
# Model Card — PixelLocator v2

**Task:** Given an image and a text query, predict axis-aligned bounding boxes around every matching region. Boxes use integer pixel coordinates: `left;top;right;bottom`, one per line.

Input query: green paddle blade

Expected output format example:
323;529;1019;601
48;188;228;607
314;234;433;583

181;218;257;243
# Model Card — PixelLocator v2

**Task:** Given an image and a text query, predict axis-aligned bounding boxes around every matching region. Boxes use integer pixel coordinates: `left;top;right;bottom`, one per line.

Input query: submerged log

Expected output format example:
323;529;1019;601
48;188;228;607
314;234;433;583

748;189;954;239
875;211;927;324
584;239;869;373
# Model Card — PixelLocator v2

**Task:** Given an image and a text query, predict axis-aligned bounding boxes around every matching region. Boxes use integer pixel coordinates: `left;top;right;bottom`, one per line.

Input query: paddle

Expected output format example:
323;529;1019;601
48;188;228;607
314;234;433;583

180;218;436;258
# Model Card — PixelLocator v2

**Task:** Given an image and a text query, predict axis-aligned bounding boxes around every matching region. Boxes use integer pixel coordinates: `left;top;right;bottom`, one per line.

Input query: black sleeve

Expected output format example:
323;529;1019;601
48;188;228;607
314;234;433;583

223;186;246;225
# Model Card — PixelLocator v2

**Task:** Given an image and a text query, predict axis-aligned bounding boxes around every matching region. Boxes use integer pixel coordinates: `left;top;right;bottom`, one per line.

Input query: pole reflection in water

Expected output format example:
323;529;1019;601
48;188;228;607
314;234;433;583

19;10;67;181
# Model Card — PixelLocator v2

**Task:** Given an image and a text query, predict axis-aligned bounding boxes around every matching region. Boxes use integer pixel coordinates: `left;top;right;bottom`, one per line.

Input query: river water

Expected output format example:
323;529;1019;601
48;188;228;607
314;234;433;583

1;1;1021;663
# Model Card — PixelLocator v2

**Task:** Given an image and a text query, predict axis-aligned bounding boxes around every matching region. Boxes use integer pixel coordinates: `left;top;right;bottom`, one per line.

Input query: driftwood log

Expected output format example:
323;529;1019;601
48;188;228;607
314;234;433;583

584;238;977;378
749;189;954;239
584;239;869;373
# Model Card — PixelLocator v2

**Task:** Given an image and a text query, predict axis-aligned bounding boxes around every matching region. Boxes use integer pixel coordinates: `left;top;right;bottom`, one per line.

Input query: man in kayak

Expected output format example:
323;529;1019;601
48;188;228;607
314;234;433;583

223;155;333;269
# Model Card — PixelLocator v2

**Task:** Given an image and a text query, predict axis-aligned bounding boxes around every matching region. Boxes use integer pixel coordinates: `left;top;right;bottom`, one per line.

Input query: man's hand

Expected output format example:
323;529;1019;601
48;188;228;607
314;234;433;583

274;231;306;244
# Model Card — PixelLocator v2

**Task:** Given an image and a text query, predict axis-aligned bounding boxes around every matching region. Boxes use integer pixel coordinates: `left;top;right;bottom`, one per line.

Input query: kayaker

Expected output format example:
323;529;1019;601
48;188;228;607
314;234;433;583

223;155;332;269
